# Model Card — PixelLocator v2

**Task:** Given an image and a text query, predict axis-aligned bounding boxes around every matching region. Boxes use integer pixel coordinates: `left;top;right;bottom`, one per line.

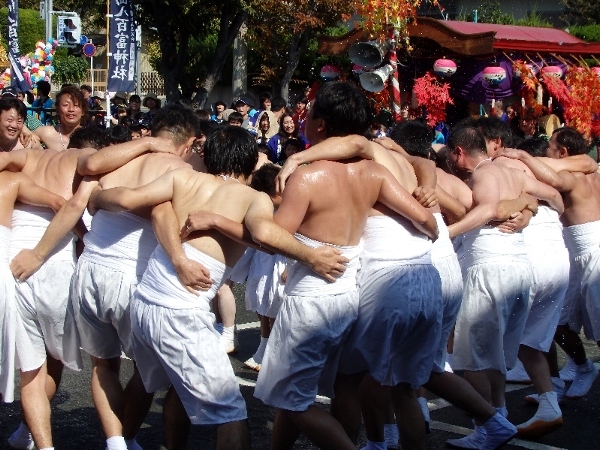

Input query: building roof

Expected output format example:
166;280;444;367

318;17;600;57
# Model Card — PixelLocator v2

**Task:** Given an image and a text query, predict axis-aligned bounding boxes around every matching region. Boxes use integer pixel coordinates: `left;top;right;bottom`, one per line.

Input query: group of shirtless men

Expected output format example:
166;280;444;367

0;81;599;450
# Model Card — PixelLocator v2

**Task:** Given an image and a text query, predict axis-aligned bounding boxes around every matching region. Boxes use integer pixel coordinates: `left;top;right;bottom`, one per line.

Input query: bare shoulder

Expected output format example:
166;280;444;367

33;125;54;137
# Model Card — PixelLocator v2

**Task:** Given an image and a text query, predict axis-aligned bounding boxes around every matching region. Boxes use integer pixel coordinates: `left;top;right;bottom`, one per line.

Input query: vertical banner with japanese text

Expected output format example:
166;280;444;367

7;0;31;92
107;0;136;92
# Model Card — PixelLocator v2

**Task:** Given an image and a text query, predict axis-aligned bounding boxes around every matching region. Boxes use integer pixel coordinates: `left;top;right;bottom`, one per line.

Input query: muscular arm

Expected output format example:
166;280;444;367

77;137;177;176
376;166;438;240
151;202;212;294
10;178;98;280
436;186;467;224
246;193;348;282
15;173;66;212
448;170;503;238
0;149;28;172
90;169;180;212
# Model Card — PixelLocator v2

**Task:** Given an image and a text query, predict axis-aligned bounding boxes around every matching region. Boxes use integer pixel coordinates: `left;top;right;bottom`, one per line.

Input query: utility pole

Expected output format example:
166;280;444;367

232;21;247;102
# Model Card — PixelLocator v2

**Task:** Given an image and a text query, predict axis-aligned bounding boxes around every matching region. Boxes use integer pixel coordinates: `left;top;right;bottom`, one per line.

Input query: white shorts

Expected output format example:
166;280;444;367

131;296;247;425
521;247;569;351
0;263;16;402
244;251;286;319
453;262;531;374
254;290;359;411
431;252;463;372
339;263;443;388
14;259;82;372
69;258;139;359
560;246;600;341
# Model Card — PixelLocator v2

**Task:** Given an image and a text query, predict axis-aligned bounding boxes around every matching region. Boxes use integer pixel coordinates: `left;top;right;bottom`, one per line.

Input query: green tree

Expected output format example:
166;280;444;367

562;0;600;26
248;0;354;101
53;46;89;85
0;8;45;56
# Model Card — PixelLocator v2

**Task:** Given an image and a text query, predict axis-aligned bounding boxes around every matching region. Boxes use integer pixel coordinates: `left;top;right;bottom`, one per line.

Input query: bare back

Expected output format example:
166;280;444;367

275;159;388;247
19;148;91;199
99;153;191;219
436;168;473;210
371;151;418;217
561;171;600;226
171;170;266;266
473;162;530;202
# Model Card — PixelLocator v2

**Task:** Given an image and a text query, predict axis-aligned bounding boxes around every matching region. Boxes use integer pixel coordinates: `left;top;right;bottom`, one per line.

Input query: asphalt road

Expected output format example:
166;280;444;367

1;283;599;450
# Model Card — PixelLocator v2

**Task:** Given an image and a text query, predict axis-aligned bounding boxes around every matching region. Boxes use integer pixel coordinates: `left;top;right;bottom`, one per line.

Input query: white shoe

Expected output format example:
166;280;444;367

446;425;486;449
8;425;35;450
565;360;598;399
220;327;238;354
525;377;565;405
481;413;517;450
417;397;431;433
517;392;563;439
559;357;577;382
506;360;531;384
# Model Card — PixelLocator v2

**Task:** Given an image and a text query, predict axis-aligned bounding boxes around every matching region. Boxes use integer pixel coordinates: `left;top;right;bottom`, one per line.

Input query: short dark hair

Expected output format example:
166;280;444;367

447;126;487;156
67;126;110;149
56;85;89;116
270;97;286;113
259;91;273;104
198;119;223;138
517;137;549;157
108;125;132;144
37;81;51;96
80;84;92;93
553;127;588;156
389;121;436;161
214;100;227;109
203;126;258;178
477;117;514;148
228;111;244;123
0;97;27;120
257;143;269;155
195;109;211;121
284;138;302;152
250;163;281;196
152;104;200;146
311;81;370;138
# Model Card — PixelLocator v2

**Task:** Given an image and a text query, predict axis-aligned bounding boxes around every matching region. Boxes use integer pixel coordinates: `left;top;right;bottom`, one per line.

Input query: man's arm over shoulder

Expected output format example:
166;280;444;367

0;148;29;172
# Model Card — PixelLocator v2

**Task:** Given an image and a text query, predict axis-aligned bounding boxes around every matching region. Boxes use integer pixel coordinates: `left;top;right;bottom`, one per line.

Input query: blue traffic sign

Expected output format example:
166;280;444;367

82;43;96;57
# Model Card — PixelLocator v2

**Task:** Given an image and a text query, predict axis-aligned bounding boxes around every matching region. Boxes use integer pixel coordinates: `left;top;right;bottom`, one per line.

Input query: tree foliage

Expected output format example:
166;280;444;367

0;7;45;57
569;24;600;42
248;0;354;100
562;0;600;26
53;45;89;85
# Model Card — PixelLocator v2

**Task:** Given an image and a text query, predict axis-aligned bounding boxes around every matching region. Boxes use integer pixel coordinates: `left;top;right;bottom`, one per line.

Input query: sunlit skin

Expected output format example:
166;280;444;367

0;108;24;150
57;95;83;128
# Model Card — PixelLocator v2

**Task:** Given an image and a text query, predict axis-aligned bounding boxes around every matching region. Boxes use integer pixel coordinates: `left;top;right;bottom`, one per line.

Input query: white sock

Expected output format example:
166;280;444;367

577;358;594;373
253;336;269;364
495;405;508;418
222;325;235;339
384;422;399;448
126;437;144;450
106;435;128;450
535;391;562;420
365;440;386;450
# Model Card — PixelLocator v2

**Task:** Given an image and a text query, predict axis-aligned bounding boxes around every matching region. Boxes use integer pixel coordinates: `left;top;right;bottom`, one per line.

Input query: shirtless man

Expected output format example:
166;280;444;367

0;144;96;450
33;86;87;150
444;126;564;449
10;105;213;450
250;81;440;450
0;171;65;405
497;127;600;401
0;97;30;152
88;125;348;450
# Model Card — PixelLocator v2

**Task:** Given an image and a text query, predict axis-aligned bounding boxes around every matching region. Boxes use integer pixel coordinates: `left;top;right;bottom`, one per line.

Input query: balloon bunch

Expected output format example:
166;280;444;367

0;39;59;91
27;39;59;89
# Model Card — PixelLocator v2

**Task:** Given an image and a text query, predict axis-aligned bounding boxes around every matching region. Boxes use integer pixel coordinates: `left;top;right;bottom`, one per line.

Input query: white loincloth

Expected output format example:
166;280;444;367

254;233;360;411
338;215;442;388
67;211;157;360
244;249;286;319
430;213;463;372
131;243;245;425
453;226;531;373
229;247;253;284
83;210;158;277
0;226;16;402
521;206;569;351
560;220;600;341
10;204;81;372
